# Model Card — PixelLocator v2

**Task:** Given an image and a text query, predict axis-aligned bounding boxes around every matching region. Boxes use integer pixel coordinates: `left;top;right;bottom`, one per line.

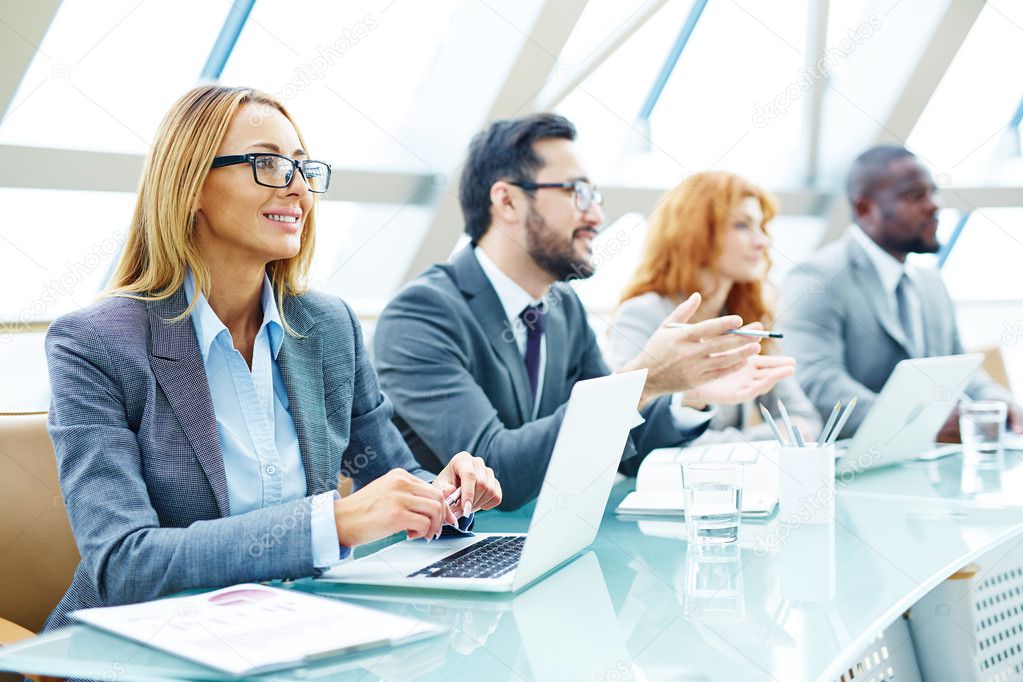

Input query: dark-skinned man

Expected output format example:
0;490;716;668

780;145;1021;440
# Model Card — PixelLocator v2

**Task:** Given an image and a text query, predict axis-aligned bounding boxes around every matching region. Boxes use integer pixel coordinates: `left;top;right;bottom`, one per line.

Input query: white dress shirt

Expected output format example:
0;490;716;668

475;247;547;418
849;225;925;356
474;247;711;431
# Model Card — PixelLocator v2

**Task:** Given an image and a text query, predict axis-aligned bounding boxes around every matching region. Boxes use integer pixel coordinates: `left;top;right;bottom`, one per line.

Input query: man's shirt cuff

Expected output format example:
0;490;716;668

669;392;715;433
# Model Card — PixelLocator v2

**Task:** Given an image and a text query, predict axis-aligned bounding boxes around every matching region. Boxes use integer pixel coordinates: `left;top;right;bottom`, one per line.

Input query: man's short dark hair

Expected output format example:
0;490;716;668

845;145;916;205
459;113;577;242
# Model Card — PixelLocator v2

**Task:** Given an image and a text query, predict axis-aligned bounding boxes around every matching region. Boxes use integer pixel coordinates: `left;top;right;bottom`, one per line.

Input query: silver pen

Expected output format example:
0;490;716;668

825;397;858;445
817;401;842;447
777;399;803;447
759;402;788;446
662;323;782;339
725;328;783;339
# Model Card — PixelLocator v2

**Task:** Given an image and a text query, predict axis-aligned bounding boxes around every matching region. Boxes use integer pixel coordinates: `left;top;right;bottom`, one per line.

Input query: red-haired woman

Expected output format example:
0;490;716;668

608;171;821;444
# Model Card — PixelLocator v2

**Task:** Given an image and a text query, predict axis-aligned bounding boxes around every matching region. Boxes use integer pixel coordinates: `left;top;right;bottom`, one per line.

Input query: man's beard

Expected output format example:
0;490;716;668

901;230;940;254
881;207;940;254
524;205;595;282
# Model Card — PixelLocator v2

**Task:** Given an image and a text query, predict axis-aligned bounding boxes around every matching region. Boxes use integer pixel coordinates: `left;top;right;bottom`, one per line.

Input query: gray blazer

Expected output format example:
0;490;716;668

374;247;703;510
44;287;428;631
607;292;821;444
778;231;1012;437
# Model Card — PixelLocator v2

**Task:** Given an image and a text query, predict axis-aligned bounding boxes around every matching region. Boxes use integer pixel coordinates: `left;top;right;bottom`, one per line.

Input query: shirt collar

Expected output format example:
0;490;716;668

849;224;911;296
474;246;546;327
184;269;284;362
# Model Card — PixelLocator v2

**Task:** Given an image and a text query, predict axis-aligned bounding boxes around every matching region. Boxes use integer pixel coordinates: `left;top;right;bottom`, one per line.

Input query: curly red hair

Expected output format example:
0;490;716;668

620;171;779;328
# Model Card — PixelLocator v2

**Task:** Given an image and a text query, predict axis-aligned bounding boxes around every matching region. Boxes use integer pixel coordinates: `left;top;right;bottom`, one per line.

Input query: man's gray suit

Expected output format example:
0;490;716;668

44;288;428;631
374;247;704;510
778;231;1011;437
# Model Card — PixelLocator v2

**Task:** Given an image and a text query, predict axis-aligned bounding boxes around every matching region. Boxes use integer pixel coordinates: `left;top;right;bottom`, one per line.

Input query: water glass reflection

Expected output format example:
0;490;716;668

960;456;1005;497
682;543;746;623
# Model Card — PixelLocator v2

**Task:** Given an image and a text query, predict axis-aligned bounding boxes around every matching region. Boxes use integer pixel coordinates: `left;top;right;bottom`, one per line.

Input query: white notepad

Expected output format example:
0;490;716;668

72;583;446;676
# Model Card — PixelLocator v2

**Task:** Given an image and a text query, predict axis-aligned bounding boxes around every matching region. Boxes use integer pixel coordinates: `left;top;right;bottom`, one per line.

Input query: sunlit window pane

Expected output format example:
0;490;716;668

0;188;130;323
907;1;1023;185
0;0;222;153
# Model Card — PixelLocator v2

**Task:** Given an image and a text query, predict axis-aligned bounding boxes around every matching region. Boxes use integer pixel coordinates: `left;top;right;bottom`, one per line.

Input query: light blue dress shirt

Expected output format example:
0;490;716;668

184;271;344;567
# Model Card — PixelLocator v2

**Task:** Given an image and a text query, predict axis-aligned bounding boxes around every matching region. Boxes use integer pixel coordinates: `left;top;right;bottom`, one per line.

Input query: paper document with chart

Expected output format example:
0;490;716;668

72;583;446;676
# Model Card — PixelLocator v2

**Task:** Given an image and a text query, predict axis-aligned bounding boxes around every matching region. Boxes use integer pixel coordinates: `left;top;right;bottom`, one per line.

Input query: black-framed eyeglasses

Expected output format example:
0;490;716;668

210;153;332;193
509;179;604;212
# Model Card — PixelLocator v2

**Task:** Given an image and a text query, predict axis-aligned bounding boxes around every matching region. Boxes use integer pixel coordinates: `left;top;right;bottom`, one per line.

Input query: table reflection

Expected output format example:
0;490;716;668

325;551;637;681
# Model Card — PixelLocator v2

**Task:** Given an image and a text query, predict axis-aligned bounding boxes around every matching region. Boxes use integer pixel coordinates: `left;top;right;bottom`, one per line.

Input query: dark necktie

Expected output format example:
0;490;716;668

895;273;920;357
519;304;546;404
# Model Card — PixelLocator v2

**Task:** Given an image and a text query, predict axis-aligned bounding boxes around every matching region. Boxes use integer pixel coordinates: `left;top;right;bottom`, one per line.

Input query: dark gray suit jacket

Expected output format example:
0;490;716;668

374;247;704;510
44;287;427;631
779;232;1011;437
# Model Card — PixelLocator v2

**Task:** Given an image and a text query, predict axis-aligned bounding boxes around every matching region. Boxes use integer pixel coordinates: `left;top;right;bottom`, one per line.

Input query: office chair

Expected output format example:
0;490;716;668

0;411;78;682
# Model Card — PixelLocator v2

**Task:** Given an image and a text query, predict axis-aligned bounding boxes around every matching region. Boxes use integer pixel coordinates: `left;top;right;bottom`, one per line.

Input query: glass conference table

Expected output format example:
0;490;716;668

4;451;1023;681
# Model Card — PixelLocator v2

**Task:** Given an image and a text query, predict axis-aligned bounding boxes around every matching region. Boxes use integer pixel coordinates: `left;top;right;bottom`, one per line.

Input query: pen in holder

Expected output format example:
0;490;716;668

760;398;850;525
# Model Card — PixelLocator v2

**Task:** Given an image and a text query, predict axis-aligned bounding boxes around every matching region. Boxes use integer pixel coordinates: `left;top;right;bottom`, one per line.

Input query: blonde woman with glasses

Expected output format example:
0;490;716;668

43;85;500;630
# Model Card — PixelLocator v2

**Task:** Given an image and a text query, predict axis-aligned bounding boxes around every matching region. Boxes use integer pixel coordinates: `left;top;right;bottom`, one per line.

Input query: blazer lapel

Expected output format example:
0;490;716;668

537;292;568;417
148;289;230;517
846;238;914;356
452;248;533;422
278;296;333;495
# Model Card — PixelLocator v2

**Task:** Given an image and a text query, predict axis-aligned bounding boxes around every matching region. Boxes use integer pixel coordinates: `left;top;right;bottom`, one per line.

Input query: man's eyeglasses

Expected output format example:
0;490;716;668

210;153;332;193
510;180;604;213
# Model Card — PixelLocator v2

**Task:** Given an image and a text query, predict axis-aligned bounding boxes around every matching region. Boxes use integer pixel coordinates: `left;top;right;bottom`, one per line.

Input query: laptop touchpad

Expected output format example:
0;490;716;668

375;535;481;564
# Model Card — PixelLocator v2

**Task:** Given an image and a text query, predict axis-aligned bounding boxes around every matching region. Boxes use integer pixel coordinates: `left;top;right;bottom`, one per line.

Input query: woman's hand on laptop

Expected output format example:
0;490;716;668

433;451;502;520
333;469;457;546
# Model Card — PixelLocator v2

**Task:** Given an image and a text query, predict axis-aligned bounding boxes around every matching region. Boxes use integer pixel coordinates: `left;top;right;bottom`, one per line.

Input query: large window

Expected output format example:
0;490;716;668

906;1;1023;186
0;0;1019;329
0;0;222;154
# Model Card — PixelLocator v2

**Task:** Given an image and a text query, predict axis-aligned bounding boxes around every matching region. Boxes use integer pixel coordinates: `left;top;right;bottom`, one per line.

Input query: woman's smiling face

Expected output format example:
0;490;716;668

195;103;314;266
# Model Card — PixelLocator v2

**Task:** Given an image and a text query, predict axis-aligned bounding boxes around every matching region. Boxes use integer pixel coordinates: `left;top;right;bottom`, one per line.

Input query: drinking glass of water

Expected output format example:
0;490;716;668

681;462;743;546
960;400;1007;466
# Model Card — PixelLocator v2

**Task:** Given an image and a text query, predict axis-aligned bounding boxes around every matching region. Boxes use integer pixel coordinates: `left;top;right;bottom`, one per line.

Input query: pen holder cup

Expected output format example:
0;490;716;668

778;444;835;525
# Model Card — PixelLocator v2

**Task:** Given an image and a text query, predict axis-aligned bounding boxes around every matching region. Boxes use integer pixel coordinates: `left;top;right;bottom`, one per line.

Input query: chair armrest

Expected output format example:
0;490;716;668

0;616;34;646
0;617;64;682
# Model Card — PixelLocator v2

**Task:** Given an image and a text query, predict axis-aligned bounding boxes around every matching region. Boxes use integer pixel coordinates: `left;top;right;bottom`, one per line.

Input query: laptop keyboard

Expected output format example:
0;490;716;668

408;536;525;580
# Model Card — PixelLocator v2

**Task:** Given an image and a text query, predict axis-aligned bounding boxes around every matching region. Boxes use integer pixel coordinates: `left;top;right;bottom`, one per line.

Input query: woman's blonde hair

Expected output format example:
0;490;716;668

620;171;778;330
105;84;317;332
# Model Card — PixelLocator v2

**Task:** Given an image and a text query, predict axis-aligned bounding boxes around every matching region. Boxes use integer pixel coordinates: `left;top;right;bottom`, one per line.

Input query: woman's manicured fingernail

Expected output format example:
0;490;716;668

463;501;472;517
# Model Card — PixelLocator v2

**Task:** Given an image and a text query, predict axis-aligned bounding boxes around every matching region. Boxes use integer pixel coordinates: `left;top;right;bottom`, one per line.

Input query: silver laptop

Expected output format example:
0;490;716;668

836;353;983;474
318;369;648;593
